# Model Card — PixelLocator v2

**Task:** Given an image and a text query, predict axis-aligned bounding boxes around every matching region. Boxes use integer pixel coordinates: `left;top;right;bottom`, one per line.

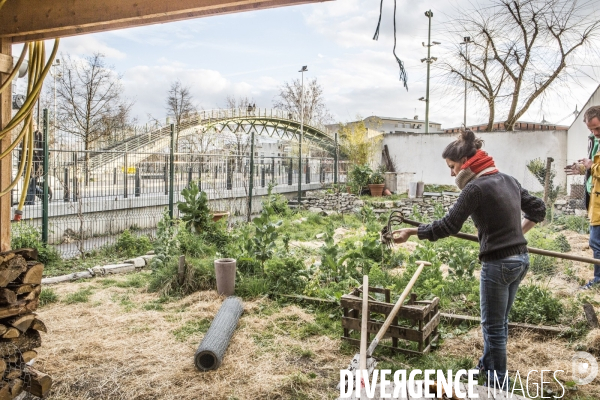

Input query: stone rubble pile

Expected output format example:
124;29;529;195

300;191;460;220
553;198;587;217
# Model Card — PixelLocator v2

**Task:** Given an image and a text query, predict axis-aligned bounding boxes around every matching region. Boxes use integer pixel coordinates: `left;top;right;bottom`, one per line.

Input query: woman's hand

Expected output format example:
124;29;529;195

391;228;418;244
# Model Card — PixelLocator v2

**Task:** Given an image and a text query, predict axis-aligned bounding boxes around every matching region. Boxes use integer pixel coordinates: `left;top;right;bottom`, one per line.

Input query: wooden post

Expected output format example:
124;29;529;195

0;39;12;251
178;255;186;285
543;157;554;206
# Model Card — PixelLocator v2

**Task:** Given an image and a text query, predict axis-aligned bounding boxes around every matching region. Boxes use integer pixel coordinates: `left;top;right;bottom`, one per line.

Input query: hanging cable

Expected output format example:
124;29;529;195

372;0;384;40
372;0;408;90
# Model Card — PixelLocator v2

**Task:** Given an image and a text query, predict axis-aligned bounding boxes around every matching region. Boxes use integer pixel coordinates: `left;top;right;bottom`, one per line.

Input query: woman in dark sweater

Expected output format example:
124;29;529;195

393;129;546;390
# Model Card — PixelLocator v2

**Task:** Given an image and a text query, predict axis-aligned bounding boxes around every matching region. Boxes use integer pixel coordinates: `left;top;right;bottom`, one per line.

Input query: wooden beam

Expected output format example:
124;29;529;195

0;55;13;75
0;0;330;43
0;39;11;252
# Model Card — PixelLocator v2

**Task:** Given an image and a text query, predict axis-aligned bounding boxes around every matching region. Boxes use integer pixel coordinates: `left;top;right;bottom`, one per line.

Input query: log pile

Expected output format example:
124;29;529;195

0;248;51;399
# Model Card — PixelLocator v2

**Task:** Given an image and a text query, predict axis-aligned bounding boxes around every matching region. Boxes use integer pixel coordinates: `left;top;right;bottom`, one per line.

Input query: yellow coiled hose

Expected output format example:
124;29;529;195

0;39;60;220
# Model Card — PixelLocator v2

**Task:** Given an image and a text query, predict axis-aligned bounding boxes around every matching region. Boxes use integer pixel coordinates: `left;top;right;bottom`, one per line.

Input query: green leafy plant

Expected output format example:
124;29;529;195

369;170;385;185
554;214;589;234
554;233;571;253
438;239;479;281
252;208;282;271
263;182;290;217
510;283;563;324
348;164;372;195
11;223;60;265
265;257;309;293
526;229;561;274
178;181;212;234
115;229;152;258
151;210;180;270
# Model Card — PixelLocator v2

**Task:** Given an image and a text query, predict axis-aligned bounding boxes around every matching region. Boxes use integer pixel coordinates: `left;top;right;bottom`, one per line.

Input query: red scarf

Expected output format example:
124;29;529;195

455;150;498;189
461;149;498;175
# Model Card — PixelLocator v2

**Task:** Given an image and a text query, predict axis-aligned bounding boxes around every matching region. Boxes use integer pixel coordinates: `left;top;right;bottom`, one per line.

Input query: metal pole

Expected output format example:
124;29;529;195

425;10;432;134
42;109;49;244
248;129;255;222
464;41;468;127
123;153;128;199
334;132;338;184
135;168;141;197
169;123;175;219
298;67;306;204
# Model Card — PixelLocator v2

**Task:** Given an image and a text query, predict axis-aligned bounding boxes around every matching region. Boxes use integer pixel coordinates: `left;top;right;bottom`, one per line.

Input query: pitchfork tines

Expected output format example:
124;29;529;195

380;210;406;248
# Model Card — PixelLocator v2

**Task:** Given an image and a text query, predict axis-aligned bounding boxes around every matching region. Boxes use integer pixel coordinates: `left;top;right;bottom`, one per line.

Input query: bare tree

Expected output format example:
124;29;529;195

440;37;510;131
273;78;333;126
440;0;600;131
56;53;134;153
166;80;196;149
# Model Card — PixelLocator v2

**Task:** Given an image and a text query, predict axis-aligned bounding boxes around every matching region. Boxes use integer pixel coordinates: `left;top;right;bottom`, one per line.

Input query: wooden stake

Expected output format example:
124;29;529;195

178;255;186;285
359;275;368;372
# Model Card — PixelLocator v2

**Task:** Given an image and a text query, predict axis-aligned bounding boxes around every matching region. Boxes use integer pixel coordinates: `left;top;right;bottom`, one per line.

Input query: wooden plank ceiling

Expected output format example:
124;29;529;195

0;0;329;43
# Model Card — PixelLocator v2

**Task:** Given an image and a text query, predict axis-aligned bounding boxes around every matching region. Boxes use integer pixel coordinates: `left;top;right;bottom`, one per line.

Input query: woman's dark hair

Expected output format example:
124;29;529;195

442;129;484;161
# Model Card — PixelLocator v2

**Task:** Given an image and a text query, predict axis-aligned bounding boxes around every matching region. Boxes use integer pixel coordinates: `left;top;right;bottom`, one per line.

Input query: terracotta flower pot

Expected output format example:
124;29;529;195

212;211;230;222
368;184;385;197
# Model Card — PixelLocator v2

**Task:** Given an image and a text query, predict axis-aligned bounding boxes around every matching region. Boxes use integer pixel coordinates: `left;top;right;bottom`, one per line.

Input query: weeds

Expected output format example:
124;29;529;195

63;287;94;304
39;288;59;306
11;223;60;266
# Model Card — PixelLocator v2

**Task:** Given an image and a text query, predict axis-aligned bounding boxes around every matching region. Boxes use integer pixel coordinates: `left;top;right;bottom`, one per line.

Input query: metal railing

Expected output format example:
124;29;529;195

12;147;349;258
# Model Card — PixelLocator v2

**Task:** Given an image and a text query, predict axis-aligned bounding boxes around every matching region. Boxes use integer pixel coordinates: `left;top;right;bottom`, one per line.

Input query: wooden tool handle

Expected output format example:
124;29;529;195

366;261;431;357
359;275;368;371
399;217;600;265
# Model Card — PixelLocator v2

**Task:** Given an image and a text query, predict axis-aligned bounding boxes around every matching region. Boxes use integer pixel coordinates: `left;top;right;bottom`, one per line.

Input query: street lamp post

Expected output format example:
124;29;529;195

421;10;439;134
298;65;307;205
460;36;471;127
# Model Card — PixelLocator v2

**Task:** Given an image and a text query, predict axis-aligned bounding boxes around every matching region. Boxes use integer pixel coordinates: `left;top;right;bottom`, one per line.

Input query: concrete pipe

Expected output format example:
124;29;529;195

194;296;244;371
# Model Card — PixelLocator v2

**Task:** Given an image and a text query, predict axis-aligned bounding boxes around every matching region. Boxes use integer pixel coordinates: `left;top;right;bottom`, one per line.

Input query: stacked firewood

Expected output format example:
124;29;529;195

0;248;51;399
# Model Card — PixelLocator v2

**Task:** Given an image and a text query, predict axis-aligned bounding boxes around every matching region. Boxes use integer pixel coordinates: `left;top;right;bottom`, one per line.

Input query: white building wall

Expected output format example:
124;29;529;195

566;85;600;194
382;130;568;192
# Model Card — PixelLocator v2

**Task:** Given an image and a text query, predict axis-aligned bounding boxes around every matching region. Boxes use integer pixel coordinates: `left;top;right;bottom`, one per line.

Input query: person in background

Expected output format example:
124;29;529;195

566;105;600;290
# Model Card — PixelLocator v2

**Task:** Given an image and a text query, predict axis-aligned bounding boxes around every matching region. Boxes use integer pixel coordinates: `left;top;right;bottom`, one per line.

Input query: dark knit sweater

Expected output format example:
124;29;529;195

417;172;546;262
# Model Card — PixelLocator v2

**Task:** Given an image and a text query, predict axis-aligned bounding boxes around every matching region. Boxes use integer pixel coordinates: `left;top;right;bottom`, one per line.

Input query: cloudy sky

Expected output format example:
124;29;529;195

26;0;600;129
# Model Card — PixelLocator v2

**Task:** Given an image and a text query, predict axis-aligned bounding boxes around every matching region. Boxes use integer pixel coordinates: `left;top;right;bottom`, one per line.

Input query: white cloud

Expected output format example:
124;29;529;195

56;36;126;59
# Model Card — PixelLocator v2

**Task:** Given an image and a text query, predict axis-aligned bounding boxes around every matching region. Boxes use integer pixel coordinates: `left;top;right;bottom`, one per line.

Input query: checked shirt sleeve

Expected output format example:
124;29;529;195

417;184;481;242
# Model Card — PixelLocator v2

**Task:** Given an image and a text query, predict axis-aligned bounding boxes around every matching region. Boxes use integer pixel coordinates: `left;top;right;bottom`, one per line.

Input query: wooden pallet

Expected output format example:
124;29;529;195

341;287;440;356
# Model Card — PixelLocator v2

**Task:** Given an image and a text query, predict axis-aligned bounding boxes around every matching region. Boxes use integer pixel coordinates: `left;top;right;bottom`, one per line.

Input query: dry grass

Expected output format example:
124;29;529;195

34;274;348;400
439;327;600;397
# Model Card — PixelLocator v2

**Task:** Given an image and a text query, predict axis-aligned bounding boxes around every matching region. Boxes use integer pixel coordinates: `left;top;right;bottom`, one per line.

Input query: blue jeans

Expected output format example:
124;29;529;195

477;253;529;390
588;225;600;282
